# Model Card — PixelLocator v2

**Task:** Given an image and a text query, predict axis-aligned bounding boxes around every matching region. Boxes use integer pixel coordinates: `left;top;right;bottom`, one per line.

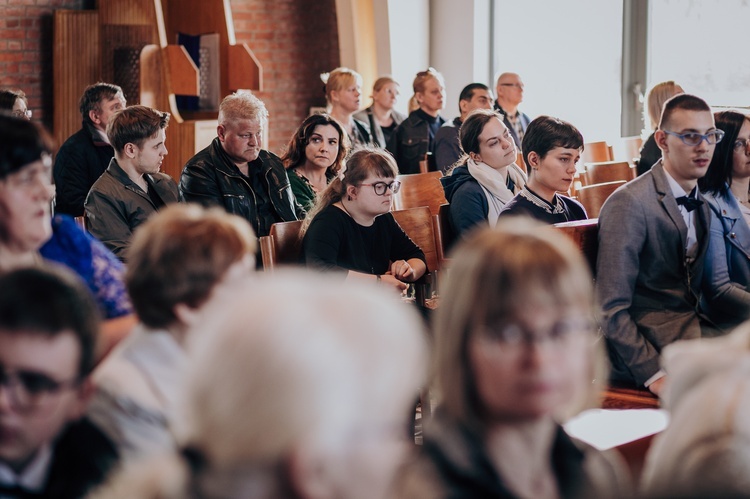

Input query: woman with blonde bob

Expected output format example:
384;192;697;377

637;80;684;175
92;271;427;499
322;67;372;147
398;219;629;498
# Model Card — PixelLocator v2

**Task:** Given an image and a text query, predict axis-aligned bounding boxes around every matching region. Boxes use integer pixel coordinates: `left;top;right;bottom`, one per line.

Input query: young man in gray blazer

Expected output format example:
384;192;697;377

597;94;724;395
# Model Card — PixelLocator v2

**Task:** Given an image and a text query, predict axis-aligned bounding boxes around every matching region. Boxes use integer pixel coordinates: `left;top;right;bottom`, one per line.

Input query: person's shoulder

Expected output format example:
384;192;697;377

353;108;370;122
58;126;90;149
259;149;284;167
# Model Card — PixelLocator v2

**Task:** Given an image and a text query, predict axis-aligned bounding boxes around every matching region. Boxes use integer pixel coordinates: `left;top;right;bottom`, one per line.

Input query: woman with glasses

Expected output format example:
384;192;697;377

302;147;427;293
638;81;684;176
322;67;372;148
387;68;447;174
442;109;526;238
282;113;350;212
0;88;31;119
397;219;629;498
0;114;135;358
698;110;750;330
354;76;406;148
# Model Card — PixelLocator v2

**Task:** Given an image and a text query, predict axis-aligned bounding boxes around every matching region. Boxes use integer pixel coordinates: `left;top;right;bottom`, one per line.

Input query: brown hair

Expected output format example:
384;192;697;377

125;204;256;329
0;88;27;111
647;81;683;131
301;147;398;233
408;67;445;114
281;113;350;176
107;105;170;153
433;219;605;427
658;93;711;131
79;82;125;123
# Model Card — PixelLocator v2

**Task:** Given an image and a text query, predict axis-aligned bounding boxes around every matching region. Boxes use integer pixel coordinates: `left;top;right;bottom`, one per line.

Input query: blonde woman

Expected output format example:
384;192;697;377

398;220;630;498
354;76;406;147
322;67;372;147
386;67;446;174
637;80;684;175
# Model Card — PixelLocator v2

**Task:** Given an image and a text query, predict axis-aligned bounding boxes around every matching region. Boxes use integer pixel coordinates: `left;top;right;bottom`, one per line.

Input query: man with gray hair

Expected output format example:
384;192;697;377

179;91;303;238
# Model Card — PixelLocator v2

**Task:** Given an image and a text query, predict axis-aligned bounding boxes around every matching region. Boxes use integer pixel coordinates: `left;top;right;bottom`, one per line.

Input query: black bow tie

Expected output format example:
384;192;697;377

676;195;703;212
0;483;44;498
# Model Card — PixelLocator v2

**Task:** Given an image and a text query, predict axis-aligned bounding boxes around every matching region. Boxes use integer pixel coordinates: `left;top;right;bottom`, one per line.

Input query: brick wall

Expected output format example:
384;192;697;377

0;0;339;154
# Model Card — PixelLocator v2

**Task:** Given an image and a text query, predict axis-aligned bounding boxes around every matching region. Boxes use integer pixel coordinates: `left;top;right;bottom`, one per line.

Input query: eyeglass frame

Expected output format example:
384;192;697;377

359;180;401;196
0;365;82;413
475;317;595;351
662;129;724;146
498;83;525;90
733;138;750;153
11;109;32;119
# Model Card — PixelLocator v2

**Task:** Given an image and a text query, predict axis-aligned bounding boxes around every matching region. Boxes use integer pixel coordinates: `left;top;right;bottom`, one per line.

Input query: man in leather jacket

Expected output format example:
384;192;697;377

179;91;304;239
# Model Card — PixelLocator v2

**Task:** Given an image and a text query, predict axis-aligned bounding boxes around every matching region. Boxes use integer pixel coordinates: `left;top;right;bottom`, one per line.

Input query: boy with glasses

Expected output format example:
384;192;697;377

597;94;723;396
0;266;118;498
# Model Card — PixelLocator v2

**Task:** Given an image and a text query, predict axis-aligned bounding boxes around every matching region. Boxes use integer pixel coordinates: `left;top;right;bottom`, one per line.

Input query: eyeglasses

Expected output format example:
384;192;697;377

478;318;594;350
360;180;401;196
499;83;524;90
733;138;750;152
663;129;724;146
12;109;32;120
0;365;80;412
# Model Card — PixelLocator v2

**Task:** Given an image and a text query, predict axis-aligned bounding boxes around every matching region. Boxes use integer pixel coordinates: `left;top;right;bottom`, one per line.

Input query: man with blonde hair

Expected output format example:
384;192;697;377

179;91;303;239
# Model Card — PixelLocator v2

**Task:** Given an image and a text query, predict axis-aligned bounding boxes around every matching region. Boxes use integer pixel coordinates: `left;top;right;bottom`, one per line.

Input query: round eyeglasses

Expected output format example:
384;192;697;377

360;180;401;196
0;365;80;413
663;129;724;146
11;109;32;120
733;138;750;153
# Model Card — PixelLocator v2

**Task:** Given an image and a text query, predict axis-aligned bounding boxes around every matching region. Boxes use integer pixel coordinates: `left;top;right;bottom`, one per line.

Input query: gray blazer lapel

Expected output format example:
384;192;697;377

652;162;688;249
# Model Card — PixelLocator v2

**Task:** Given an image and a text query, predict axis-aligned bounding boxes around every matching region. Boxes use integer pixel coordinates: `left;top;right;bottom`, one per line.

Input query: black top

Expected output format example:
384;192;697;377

637;133;661;176
302;204;426;275
246;159;278;237
499;187;588;224
415;108;441;149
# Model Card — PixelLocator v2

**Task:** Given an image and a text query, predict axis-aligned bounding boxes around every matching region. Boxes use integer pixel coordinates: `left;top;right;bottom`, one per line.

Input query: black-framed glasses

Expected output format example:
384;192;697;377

12;109;32;120
360;180;401;196
663;129;724;146
733;138;750;152
0;365;80;412
499;83;524;90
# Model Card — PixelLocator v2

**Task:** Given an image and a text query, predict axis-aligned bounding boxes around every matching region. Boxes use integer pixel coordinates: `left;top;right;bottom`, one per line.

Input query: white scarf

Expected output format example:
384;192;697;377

466;159;527;227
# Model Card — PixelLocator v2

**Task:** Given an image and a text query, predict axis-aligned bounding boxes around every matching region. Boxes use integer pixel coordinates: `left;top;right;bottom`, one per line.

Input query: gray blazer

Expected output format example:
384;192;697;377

702;187;750;329
596;161;712;386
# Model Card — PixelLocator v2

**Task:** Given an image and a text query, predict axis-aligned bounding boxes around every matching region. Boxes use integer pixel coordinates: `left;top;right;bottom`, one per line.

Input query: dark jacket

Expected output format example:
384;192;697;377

41;418;119;498
434;117;463;173
637;133;660;176
85;158;179;261
441;165;488;238
179;138;303;236
53;121;115;216
398;412;630;498
387;111;445;175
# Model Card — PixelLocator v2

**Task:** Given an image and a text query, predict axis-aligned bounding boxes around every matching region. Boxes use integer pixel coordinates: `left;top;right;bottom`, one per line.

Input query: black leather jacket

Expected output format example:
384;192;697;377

386;110;445;175
179;138;304;236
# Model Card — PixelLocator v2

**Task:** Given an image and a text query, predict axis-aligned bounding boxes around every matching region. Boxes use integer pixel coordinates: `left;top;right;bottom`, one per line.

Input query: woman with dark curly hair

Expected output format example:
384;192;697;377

282;113;350;212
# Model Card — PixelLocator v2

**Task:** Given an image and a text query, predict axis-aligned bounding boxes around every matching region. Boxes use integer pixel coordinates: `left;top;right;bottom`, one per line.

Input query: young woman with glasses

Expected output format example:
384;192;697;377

396;219;630;498
302;147;427;293
698;110;750;330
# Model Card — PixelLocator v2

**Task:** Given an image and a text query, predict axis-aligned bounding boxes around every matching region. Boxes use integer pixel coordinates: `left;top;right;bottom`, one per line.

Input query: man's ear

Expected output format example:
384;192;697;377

655;129;669;153
217;124;226;142
71;377;95;420
89;109;101;126
284;447;335;499
123;142;138;159
458;100;468;115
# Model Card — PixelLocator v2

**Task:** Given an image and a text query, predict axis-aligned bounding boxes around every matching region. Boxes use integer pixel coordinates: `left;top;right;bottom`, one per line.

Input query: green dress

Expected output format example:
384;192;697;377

288;168;335;212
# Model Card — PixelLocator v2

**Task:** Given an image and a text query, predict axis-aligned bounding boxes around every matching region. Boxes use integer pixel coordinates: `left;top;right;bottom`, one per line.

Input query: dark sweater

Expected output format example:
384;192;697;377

500;186;587;224
302;204;426;275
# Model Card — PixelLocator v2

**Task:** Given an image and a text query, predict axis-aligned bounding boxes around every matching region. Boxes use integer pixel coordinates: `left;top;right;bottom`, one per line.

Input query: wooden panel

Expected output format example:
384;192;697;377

228;44;263;91
164;45;199;96
53;10;100;148
576;180;627;219
261;221;304;270
393;171;446;216
554;218;599;275
392;207;439;273
582;140;613;164
584;160;637;185
98;0;156;26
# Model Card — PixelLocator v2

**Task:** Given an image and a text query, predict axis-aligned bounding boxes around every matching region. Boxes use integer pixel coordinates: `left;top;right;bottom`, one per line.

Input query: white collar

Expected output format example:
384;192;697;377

662;166;691;199
0;444;52;492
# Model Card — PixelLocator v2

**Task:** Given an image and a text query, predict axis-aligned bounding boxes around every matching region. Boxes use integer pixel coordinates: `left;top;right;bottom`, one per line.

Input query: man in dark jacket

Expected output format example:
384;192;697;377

179;91;303;239
85;106;178;261
0;267;119;498
53;82;126;216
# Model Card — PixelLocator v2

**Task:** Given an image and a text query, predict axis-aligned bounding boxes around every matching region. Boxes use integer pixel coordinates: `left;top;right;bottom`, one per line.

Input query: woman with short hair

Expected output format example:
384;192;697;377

322;67;371;147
